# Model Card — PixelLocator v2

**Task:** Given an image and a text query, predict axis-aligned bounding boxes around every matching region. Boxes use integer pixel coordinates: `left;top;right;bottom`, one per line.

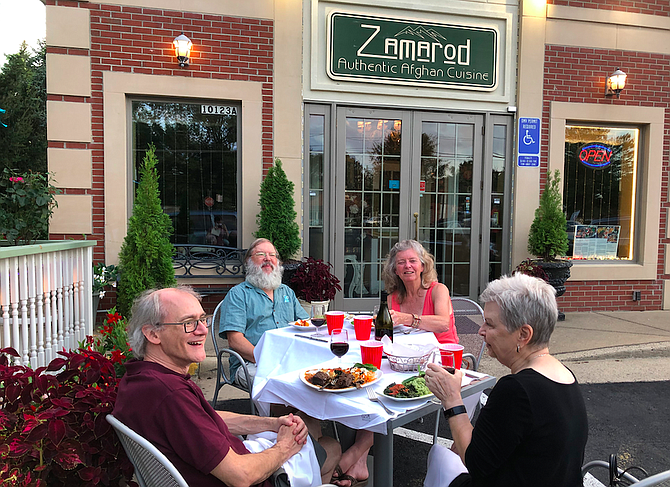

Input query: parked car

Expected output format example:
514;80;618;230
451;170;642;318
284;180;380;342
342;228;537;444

171;210;238;247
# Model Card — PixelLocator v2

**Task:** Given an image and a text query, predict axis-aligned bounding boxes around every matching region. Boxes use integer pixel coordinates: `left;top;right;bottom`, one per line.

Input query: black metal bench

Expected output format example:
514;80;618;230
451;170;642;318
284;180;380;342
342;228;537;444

172;245;246;279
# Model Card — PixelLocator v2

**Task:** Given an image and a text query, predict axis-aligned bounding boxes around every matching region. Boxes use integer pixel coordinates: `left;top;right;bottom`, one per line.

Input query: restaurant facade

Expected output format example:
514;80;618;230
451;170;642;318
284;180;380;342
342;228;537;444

45;0;670;312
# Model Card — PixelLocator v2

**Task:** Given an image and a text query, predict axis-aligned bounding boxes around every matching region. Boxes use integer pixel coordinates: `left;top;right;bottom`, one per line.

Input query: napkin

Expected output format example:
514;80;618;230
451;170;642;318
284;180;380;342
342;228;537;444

381;335;436;357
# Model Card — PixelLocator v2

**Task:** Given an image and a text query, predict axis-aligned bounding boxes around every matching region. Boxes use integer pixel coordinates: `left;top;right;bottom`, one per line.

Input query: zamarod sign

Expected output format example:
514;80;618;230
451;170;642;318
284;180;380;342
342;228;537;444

327;12;498;91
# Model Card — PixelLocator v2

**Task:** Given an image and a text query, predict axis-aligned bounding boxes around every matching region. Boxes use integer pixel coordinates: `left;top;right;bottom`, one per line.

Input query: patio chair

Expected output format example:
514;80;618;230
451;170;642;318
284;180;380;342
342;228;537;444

582;455;670;486
211;299;256;414
108;414;337;487
451;297;486;371
106;414;188;487
431;297;487;444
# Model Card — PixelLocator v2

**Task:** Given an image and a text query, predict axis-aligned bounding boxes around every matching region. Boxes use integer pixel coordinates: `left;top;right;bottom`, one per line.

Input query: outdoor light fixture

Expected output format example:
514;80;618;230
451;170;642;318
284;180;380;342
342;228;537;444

605;68;626;98
173;33;192;67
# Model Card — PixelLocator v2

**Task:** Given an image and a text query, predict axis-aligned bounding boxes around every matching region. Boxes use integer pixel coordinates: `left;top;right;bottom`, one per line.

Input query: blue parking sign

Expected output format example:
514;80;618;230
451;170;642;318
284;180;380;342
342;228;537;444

518;117;540;155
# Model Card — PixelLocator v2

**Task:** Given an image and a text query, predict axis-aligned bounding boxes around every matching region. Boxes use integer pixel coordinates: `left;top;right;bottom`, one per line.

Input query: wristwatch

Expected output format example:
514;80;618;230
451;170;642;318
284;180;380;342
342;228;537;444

443;405;467;419
411;313;421;328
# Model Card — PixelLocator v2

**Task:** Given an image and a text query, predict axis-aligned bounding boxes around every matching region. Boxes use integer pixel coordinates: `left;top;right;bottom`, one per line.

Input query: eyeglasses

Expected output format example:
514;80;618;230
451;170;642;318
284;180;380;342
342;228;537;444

159;315;213;333
253;251;278;259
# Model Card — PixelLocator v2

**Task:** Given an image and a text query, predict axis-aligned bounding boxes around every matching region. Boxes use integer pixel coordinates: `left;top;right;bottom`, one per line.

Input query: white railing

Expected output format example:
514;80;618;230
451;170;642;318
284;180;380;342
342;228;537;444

0;241;96;368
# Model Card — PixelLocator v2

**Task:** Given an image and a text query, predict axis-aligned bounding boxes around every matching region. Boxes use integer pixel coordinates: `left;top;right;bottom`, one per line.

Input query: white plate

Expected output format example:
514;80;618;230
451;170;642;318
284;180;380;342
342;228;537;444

300;367;383;393
289;320;318;331
379;378;434;401
379;390;434;401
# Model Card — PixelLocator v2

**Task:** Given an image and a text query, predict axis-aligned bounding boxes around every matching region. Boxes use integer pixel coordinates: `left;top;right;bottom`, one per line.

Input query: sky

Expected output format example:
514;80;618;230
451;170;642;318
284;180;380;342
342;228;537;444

1;0;46;65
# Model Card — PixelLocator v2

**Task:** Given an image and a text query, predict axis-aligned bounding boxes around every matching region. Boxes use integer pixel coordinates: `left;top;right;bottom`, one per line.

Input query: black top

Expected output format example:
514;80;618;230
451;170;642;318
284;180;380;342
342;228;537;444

451;368;588;487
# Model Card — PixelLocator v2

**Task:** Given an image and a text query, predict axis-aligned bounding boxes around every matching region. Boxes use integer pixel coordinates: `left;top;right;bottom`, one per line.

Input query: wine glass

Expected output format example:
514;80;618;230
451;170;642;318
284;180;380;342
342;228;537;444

310;303;327;336
330;329;349;365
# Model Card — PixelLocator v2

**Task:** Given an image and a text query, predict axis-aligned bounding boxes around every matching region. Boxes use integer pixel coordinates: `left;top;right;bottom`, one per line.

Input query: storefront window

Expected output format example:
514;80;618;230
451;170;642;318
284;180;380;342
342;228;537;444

563;125;639;260
132;101;239;247
308;114;325;260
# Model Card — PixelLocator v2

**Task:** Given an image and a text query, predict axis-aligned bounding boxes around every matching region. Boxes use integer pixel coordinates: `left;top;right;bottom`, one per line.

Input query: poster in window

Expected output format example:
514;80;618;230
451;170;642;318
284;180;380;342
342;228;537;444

573;225;620;259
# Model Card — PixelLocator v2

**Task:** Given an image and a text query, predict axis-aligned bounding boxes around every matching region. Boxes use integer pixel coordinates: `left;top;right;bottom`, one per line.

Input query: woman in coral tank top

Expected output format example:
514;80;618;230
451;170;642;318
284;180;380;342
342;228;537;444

382;239;458;344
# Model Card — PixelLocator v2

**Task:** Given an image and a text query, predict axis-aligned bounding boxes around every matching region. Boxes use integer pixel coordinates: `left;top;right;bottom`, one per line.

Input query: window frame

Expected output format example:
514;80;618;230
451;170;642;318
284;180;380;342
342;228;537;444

548;102;664;281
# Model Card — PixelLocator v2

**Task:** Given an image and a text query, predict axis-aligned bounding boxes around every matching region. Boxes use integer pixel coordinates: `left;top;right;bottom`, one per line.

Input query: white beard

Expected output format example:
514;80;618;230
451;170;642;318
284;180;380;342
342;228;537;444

246;260;284;291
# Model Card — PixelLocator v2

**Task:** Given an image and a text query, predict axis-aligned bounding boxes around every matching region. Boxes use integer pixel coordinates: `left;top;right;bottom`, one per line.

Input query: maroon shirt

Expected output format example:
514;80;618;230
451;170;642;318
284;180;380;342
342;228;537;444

113;360;271;487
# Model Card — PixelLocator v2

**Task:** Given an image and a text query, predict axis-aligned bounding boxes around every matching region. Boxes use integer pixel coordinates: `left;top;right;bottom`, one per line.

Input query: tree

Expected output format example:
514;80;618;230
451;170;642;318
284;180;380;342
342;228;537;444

117;144;176;316
255;158;301;260
0;41;46;173
527;170;569;261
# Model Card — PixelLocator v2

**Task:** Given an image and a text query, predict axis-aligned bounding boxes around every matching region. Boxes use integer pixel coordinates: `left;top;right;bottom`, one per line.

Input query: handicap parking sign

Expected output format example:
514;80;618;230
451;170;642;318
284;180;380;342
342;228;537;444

518;117;541;167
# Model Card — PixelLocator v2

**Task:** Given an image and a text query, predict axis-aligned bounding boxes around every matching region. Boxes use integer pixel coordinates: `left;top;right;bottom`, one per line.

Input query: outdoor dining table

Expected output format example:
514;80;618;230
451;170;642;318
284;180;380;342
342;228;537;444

252;321;496;487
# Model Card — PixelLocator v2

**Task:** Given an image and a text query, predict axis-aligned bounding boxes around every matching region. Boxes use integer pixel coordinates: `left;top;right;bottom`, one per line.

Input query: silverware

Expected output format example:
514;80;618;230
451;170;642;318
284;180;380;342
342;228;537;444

294;333;329;343
366;387;396;416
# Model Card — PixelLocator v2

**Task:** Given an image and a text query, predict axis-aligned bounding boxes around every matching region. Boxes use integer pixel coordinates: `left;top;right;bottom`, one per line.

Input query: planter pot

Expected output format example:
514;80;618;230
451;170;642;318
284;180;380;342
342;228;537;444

534;259;573;297
92;294;101;316
282;260;302;286
298;299;330;316
535;259;573;321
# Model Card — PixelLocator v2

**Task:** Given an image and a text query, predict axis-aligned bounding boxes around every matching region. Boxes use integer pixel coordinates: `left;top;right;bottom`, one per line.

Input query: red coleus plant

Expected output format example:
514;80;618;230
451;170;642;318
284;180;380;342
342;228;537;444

0;347;136;487
83;307;133;378
289;257;342;302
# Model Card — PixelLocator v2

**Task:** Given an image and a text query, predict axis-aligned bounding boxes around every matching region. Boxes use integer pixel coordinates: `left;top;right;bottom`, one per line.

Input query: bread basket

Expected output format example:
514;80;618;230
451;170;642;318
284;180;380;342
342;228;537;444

385;346;435;372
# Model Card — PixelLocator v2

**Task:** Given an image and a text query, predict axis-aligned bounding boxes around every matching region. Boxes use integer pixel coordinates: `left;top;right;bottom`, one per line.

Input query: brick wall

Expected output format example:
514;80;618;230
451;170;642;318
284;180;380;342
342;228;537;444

543;45;670;311
47;0;274;264
548;0;670;16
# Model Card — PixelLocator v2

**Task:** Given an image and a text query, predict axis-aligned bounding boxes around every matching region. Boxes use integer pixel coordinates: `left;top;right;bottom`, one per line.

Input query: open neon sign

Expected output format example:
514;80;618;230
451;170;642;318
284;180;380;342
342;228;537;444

579;144;613;168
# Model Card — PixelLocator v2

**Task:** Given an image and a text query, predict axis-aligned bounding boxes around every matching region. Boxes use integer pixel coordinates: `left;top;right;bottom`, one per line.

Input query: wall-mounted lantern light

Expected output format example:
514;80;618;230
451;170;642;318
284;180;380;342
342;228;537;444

605;68;626;98
173;33;192;67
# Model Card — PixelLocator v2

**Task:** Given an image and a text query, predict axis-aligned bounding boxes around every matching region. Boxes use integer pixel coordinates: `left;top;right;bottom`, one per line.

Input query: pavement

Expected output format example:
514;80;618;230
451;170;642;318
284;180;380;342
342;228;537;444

191;310;670;486
193;309;670;399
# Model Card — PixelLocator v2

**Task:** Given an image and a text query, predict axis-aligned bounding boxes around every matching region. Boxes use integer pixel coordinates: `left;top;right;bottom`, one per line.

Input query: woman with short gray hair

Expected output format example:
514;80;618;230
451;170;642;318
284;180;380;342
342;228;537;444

424;273;588;487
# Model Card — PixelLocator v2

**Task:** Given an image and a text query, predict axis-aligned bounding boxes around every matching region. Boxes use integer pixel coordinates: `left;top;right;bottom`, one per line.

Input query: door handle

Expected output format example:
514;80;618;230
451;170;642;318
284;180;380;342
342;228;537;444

414;212;419;240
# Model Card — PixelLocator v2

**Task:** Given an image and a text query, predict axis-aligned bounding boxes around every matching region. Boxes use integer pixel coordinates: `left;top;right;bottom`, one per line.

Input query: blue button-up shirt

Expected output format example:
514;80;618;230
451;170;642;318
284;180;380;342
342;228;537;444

218;281;308;379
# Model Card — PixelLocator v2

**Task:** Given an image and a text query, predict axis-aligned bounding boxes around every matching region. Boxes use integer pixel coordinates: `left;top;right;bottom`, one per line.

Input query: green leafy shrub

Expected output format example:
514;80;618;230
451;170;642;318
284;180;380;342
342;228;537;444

0;168;59;245
0;347;135;486
255;158;301;261
527;170;569;261
117;144;176;315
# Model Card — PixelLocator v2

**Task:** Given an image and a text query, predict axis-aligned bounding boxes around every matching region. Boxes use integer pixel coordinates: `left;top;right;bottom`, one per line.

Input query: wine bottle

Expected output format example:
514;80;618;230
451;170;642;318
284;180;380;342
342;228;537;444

374;291;393;342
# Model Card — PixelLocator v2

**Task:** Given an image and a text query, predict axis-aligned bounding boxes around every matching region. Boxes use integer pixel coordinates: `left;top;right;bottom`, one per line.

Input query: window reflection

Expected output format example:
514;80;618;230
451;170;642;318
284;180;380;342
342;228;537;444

564;125;638;260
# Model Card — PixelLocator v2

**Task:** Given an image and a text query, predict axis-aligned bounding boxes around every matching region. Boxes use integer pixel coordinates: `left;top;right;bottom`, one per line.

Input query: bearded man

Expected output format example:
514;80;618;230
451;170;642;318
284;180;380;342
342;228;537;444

218;238;308;389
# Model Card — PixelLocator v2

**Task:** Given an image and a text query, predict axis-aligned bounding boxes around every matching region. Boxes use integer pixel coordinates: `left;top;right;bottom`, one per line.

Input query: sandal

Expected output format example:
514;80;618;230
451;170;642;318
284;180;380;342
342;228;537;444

330;465;369;487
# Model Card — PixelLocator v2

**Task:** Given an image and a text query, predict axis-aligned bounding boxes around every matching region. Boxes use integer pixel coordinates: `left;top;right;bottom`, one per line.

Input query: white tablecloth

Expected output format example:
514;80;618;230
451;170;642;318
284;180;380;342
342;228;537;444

252;326;485;434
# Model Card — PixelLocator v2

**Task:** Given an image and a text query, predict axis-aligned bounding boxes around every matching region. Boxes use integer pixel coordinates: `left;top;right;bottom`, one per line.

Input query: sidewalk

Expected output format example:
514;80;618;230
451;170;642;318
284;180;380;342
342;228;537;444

479;310;670;384
194;310;670;402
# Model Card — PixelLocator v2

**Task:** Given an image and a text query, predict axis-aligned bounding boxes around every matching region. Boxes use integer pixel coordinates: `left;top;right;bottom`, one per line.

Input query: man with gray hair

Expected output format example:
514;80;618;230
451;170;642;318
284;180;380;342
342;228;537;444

218;238;308;388
113;286;340;486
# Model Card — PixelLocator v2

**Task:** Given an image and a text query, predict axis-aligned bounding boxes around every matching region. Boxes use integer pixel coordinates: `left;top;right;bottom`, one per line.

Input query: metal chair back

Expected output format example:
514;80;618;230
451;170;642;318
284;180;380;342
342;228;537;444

211;299;256;414
451;297;486;371
106;414;188;487
582;456;670;486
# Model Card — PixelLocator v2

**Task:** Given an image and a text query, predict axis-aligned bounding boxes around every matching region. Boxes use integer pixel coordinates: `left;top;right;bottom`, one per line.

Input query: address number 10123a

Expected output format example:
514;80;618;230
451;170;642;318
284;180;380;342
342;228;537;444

200;105;238;115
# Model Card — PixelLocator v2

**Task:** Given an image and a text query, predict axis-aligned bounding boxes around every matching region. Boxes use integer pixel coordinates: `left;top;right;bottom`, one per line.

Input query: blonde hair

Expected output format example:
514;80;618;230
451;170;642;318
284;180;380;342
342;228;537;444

382;240;438;303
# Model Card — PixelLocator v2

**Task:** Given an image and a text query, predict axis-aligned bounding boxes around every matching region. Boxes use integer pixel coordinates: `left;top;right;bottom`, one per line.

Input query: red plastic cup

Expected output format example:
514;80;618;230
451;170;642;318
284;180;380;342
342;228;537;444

325;311;345;335
440;350;455;368
353;315;373;340
360;341;383;369
439;343;464;369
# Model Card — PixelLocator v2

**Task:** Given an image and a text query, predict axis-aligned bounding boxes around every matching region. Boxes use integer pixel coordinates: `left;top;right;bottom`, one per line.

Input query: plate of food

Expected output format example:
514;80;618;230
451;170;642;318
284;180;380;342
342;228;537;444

380;373;434;401
290;319;316;331
300;364;382;392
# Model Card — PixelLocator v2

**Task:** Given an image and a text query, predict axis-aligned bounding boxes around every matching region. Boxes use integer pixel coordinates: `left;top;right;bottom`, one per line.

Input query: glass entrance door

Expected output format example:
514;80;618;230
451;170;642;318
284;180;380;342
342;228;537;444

327;107;509;311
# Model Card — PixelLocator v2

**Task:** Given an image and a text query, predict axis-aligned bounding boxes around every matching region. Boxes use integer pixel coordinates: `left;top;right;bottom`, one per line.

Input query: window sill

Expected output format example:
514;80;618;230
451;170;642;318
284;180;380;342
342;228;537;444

569;260;656;281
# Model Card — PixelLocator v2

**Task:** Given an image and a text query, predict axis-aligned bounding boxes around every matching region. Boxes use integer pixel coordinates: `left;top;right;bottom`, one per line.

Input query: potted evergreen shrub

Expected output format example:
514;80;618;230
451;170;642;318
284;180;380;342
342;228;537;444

525;170;572;318
289;257;342;314
117;144;176;316
255;158;302;266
